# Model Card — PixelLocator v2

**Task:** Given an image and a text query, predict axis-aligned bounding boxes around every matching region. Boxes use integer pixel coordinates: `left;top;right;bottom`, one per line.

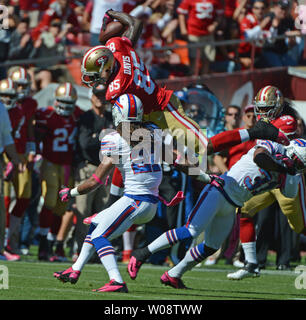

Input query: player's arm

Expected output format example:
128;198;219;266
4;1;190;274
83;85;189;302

253;147;296;175
59;156;115;201
104;10;143;46
207;120;289;154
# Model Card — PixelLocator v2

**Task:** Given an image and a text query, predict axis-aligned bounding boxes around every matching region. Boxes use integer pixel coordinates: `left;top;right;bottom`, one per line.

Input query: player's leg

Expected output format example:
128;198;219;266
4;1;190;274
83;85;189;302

227;192;275;280
6;158;31;253
161;203;236;288
144;94;208;158
274;176;306;235
38;160;59;260
128;185;224;280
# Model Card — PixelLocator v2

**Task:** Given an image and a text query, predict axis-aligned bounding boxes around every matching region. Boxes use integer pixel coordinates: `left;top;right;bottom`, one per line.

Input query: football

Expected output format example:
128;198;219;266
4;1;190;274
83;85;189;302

99;21;126;44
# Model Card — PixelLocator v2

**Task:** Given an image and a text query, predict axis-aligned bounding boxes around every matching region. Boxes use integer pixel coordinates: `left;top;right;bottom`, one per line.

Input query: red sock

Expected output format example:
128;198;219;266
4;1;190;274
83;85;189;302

4;196;10;227
11;198;30;218
240;217;256;243
210;129;245;153
39;206;54;229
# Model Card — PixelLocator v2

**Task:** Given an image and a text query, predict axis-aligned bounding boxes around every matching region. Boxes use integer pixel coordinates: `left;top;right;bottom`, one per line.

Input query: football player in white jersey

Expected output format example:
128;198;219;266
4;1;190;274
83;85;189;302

128;138;305;289
53;93;165;293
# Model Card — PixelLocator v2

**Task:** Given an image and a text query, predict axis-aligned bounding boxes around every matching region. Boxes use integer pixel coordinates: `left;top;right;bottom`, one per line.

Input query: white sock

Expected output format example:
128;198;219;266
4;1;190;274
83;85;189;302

72;241;95;271
242;241;258;264
168;248;199;278
147;230;176;253
100;253;123;283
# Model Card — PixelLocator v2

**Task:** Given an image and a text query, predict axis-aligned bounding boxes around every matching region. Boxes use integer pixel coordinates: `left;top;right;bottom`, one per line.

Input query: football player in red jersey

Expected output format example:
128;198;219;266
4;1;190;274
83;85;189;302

227;85;306;280
80;9;289;181
0;77;37;255
35;82;83;260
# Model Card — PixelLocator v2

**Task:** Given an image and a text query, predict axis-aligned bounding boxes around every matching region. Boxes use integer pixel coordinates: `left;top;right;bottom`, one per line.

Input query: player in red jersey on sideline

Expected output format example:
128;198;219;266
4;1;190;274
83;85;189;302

0;75;37;256
35;82;83;261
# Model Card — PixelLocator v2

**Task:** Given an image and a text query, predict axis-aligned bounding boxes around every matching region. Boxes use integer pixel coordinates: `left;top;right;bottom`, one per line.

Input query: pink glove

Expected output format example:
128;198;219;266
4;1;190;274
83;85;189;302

101;10;113;31
159;191;185;207
59;187;71;202
276;130;290;146
4;162;14;181
83;213;98;225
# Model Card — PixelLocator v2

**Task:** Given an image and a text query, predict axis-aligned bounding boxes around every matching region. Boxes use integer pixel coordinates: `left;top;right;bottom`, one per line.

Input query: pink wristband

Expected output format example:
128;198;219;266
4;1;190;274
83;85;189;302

92;174;104;185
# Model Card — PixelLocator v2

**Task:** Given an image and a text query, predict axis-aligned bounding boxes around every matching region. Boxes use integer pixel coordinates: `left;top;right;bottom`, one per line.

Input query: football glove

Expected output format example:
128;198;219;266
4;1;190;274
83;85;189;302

209;174;225;188
59;187;71;202
101;9;114;31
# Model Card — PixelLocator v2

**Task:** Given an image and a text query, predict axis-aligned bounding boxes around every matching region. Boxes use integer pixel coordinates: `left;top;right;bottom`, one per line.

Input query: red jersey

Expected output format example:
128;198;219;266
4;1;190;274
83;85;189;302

226;138;255;169
177;0;224;36
239;12;271;56
8;99;37;154
104;37;173;115
271;115;297;137
35;106;81;165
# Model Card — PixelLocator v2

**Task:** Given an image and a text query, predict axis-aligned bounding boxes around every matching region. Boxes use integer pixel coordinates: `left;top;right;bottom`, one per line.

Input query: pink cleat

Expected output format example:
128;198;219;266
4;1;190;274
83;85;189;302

160;271;187;289
127;256;144;280
3;250;20;261
92;279;128;293
53;267;81;284
83;213;98;225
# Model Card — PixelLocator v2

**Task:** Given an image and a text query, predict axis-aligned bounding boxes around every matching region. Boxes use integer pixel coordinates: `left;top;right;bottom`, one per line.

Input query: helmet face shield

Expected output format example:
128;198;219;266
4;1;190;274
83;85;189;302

54;82;77;116
0;78;18;109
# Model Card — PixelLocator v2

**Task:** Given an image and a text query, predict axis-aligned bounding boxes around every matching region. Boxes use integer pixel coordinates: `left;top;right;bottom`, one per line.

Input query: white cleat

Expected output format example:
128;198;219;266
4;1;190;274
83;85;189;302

227;262;260;280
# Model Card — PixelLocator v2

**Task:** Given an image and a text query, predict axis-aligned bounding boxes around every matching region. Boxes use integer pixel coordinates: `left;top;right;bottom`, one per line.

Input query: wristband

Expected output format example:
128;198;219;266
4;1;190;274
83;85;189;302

70;187;80;197
92;173;104;185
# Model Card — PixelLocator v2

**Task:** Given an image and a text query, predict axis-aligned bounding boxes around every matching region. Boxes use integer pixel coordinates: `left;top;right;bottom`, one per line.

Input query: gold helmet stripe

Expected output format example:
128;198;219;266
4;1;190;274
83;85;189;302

83;45;108;69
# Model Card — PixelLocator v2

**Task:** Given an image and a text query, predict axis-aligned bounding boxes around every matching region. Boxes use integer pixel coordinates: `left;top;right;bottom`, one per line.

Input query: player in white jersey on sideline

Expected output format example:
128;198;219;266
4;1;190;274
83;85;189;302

128;138;306;289
53;93;166;293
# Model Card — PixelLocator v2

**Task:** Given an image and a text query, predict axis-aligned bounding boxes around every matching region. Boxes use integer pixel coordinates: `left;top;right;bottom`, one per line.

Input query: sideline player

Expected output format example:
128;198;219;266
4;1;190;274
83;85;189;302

0;77;36;254
54;93;181;292
80;9;289;172
127;137;305;288
227;85;306;279
35;82;83;260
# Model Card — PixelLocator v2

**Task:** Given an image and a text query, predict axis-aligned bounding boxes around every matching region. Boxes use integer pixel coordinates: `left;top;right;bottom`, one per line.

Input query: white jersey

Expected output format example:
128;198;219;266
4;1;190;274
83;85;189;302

223;139;300;207
99;123;163;201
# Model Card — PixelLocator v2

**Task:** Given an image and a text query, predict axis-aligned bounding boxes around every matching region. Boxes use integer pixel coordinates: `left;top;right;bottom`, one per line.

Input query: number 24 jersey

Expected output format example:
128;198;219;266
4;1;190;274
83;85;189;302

35;106;82;165
105;37;173;115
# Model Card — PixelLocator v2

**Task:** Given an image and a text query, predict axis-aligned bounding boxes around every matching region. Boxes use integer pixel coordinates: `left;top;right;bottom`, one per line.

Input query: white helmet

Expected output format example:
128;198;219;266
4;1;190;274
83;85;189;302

112;94;143;127
286;138;306;173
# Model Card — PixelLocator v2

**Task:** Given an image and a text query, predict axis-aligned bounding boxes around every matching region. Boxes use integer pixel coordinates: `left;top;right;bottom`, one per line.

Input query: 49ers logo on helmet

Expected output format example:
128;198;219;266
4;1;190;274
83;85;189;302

95;56;108;67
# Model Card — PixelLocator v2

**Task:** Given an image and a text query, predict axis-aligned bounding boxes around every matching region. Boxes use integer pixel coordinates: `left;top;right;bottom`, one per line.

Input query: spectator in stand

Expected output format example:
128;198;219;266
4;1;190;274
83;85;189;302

0;8;19;79
233;0;252;23
260;1;302;68
73;85;114;256
8;17;34;61
19;0;50;28
177;0;224;75
81;0;93;32
238;0;272;69
0;101;25;261
89;0;123;46
31;0;80;42
29;19;70;91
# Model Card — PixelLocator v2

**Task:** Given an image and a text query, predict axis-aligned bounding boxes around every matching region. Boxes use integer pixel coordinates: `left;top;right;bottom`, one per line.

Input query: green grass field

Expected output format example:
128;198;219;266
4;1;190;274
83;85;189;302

0;247;306;301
